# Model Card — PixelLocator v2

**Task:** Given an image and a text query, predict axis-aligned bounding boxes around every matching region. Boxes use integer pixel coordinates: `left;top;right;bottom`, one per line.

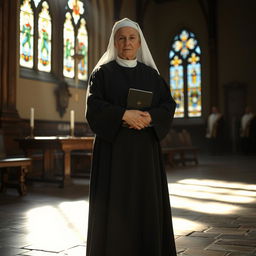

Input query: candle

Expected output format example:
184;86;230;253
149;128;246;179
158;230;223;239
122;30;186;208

70;110;75;131
30;107;34;128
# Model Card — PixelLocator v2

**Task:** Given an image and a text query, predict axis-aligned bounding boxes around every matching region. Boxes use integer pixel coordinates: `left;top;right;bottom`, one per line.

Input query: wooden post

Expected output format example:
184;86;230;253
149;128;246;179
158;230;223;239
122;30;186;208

0;0;22;155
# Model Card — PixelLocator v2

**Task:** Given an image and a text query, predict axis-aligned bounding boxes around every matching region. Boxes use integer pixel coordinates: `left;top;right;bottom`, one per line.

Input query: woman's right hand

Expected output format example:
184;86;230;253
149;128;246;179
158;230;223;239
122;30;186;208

122;110;151;130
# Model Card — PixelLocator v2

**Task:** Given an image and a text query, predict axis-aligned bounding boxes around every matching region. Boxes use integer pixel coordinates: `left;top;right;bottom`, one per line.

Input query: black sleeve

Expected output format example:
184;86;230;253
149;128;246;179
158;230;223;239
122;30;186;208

148;77;176;141
86;68;126;143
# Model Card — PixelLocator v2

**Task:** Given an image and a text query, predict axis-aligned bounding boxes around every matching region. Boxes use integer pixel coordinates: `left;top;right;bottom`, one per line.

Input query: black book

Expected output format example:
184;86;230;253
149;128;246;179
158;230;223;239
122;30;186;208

127;88;153;110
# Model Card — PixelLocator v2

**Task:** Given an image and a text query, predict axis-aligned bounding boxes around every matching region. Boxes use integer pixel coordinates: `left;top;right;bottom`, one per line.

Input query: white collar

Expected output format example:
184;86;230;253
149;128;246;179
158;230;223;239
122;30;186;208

116;56;137;68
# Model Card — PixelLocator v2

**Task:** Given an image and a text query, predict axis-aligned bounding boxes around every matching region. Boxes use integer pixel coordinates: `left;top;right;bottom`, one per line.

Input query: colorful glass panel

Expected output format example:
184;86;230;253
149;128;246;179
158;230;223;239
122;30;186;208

170;55;184;118
38;1;51;72
77;18;88;81
195;46;201;55
170;30;202;118
68;0;84;24
20;0;34;68
63;12;75;78
187;62;201;117
172;30;197;59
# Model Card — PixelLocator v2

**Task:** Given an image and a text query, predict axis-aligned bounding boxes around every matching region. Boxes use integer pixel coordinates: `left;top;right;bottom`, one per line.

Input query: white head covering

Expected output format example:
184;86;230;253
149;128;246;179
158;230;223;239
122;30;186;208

91;17;159;73
85;18;159;117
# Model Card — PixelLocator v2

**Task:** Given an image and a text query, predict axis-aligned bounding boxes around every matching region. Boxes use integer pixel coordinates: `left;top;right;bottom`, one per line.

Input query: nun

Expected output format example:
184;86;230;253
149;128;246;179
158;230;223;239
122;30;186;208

85;18;177;256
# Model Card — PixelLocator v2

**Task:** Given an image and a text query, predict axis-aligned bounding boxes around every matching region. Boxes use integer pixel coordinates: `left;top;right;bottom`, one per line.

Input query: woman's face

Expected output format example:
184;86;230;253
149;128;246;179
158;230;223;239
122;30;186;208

114;27;141;60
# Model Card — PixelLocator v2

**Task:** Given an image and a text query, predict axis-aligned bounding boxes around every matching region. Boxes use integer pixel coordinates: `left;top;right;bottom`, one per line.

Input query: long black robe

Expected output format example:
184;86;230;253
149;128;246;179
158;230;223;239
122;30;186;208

86;61;177;256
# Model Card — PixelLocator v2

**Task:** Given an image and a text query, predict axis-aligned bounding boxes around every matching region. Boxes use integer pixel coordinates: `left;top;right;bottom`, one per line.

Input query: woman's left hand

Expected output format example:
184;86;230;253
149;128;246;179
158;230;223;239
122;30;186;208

122;110;152;130
128;111;152;130
140;111;152;126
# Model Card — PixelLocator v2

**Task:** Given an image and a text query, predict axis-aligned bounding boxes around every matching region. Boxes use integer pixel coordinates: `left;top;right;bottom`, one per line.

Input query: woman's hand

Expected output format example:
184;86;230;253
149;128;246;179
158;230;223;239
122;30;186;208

142;111;152;126
122;110;152;130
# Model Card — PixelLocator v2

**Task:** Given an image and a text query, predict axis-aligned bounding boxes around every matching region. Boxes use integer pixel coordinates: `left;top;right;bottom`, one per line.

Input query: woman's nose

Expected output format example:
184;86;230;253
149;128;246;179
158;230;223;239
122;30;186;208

124;38;130;46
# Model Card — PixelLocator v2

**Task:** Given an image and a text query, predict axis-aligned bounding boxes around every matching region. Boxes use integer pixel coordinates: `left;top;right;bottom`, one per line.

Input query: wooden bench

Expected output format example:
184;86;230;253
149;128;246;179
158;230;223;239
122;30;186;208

0;131;31;196
178;129;199;165
161;129;199;166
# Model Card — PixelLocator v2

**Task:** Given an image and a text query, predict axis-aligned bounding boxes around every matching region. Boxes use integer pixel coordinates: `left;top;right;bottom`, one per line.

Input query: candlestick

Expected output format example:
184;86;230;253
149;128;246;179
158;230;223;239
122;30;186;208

70;110;75;137
30;107;34;137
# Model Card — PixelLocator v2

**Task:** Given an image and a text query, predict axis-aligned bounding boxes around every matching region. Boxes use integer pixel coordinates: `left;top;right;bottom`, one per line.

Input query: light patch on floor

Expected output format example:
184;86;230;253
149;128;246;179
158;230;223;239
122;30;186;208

172;217;207;233
25;201;88;252
168;179;256;215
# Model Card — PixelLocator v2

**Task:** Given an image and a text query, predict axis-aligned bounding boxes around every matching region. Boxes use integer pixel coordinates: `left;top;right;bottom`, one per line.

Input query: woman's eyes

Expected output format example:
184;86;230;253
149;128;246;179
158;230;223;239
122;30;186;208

118;36;136;41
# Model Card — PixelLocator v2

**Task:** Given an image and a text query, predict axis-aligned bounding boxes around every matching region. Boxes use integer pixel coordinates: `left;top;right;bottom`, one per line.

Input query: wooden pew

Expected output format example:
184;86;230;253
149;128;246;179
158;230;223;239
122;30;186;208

0;131;31;195
161;129;199;166
161;129;183;166
178;129;199;165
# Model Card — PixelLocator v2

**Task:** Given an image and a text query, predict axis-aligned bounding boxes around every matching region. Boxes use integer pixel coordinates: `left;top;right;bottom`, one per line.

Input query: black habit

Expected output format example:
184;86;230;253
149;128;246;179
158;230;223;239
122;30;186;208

86;60;177;256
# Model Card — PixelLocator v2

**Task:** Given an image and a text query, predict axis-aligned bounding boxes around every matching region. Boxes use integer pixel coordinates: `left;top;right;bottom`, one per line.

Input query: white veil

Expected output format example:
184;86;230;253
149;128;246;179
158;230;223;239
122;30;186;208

91;17;159;73
85;18;159;116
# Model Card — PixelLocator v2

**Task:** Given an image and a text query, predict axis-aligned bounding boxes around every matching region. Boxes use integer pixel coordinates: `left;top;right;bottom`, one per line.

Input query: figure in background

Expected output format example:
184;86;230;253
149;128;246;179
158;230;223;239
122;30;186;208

240;106;256;154
206;106;224;154
85;18;177;256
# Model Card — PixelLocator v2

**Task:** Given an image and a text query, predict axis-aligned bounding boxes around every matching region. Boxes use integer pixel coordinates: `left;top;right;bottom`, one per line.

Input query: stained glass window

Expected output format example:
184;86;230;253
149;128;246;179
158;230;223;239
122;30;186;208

169;30;202;118
170;55;184;118
63;12;75;78
68;0;84;25
77;18;88;81
20;0;34;68
187;53;201;117
19;0;89;84
38;1;52;72
64;2;88;83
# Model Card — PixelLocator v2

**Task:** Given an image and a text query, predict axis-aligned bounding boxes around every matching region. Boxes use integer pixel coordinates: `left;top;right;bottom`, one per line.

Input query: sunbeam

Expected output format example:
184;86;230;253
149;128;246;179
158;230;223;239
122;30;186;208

168;179;256;215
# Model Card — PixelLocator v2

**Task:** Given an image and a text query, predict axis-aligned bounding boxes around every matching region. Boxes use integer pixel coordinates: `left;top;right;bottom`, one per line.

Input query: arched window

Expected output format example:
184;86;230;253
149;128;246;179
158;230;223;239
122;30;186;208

19;0;88;85
19;0;52;73
63;12;75;78
63;0;88;82
38;1;52;72
77;18;88;81
20;0;34;68
169;30;202;118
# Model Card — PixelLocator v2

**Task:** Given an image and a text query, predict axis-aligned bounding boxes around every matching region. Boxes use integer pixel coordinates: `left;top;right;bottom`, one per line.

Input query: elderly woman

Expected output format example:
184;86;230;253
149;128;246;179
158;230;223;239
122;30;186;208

85;18;177;256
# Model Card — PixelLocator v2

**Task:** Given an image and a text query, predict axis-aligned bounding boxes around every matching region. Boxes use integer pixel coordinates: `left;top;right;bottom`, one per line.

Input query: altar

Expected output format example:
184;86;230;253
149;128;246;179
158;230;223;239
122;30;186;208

17;136;94;187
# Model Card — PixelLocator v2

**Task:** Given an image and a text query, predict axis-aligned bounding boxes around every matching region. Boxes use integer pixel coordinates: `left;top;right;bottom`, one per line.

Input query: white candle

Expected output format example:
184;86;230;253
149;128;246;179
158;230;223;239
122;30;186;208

30;107;34;128
70;110;75;130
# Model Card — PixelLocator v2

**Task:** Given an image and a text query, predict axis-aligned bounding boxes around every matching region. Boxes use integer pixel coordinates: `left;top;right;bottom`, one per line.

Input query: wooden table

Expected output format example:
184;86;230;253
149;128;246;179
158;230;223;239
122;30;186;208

17;136;94;187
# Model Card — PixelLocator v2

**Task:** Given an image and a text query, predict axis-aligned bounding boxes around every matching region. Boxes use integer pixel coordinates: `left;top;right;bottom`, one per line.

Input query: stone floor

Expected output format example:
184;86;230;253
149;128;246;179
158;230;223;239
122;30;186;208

0;155;256;256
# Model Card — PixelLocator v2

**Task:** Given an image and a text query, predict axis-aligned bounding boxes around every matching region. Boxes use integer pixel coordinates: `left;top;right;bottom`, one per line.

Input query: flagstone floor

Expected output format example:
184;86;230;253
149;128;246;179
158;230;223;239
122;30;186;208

0;155;256;256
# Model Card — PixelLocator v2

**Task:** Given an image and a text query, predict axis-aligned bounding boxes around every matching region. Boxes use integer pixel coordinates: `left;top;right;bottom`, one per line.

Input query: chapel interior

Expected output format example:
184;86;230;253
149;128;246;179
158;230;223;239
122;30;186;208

1;0;256;255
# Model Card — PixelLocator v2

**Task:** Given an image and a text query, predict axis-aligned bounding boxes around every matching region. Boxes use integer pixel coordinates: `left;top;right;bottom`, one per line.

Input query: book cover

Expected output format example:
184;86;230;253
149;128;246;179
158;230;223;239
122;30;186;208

127;88;153;110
